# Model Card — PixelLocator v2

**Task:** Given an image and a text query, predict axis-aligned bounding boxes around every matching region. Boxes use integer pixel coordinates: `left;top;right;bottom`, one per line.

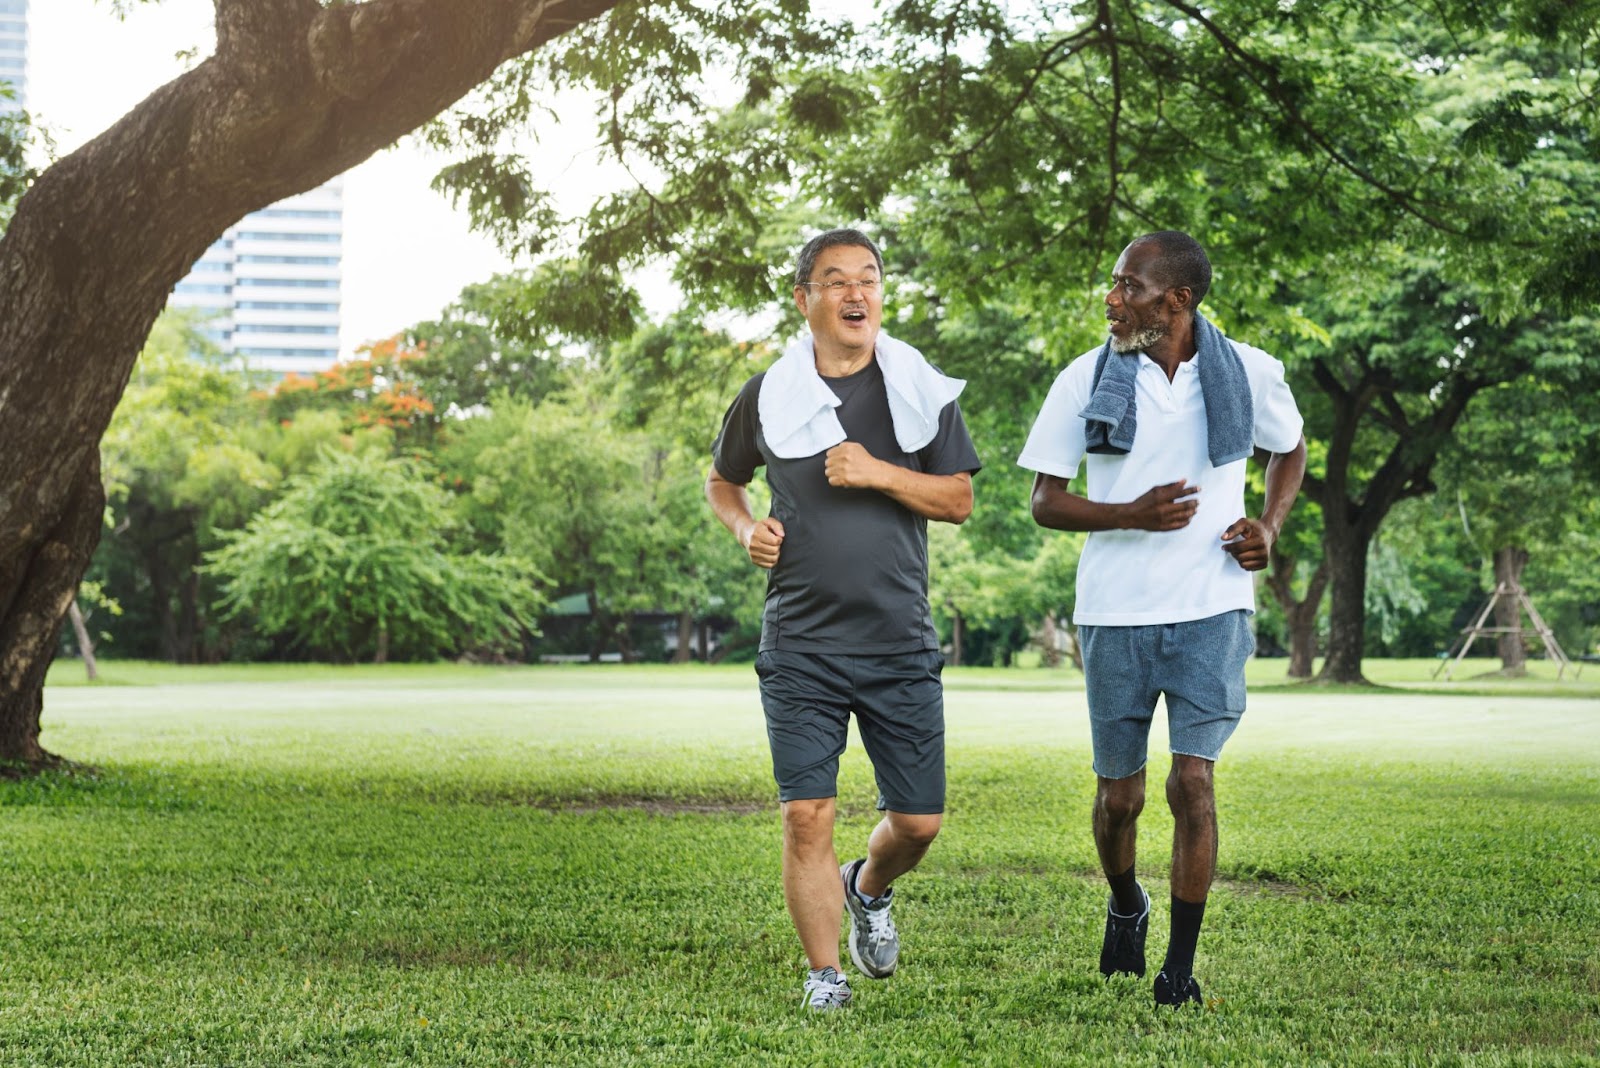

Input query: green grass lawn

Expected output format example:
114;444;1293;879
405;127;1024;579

3;662;1597;1066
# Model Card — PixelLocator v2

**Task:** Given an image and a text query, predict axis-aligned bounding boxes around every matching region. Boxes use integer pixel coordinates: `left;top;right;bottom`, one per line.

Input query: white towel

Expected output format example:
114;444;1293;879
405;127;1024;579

757;331;967;459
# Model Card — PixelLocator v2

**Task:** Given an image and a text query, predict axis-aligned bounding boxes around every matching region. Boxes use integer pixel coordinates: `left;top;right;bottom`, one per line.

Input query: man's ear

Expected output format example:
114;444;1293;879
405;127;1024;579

1166;285;1194;314
793;286;809;316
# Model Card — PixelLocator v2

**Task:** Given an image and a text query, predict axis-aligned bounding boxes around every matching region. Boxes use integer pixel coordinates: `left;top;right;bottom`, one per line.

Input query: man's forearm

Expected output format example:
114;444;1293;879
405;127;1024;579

1259;437;1308;536
705;470;756;545
875;469;973;524
1031;473;1127;532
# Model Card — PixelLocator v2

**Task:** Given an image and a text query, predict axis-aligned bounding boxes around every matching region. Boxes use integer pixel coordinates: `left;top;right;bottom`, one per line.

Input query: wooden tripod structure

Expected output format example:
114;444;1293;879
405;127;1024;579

1434;579;1574;680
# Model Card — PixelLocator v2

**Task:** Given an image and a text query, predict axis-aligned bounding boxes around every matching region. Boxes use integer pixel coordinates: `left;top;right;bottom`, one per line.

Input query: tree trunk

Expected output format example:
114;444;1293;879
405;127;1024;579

146;547;179;663
1039;613;1061;669
949;611;964;667
585;591;610;663
1493;545;1530;676
0;0;626;765
674;609;693;664
1285;614;1316;679
0;465;105;767
373;624;389;665
178;568;202;665
67;599;99;683
1265;549;1330;680
1063;623;1083;671
696;619;709;661
1317;520;1371;684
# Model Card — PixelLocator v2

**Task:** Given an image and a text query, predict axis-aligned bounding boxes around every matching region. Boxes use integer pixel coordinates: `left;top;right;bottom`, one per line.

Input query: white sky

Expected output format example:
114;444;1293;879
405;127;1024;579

27;0;634;359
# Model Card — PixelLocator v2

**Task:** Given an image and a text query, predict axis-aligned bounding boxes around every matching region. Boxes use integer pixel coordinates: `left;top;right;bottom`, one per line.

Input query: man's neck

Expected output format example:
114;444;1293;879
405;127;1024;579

813;335;877;379
1145;318;1197;382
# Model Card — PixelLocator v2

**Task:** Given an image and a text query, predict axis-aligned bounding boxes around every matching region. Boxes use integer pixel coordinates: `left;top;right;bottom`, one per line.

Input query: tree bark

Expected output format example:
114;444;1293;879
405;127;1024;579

949;611;964;667
0;462;105;767
1492;545;1530;675
0;0;628;765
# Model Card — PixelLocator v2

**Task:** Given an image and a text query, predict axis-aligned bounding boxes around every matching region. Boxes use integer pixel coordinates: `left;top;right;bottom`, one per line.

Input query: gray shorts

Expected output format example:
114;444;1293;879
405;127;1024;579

1079;610;1253;780
754;649;946;814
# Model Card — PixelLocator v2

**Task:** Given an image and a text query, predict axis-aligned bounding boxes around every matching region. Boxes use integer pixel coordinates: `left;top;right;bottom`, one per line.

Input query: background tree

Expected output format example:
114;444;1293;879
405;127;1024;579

399;273;581;417
1273;263;1596;681
96;311;277;662
205;449;544;663
1434;369;1600;673
599;314;773;660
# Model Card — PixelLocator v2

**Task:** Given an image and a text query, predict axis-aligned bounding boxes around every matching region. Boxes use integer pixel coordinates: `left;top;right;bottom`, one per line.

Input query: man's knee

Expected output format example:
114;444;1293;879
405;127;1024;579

1166;757;1215;815
782;797;836;850
888;810;942;849
1096;774;1146;825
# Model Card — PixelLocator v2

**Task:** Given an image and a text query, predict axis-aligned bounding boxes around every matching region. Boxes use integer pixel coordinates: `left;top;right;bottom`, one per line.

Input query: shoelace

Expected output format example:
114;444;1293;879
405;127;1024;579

863;901;896;946
1109;922;1139;959
804;974;851;1007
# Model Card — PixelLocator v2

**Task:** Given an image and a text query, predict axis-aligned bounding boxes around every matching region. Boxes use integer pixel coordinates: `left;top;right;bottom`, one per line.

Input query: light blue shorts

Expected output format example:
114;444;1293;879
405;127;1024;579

1079;610;1253;780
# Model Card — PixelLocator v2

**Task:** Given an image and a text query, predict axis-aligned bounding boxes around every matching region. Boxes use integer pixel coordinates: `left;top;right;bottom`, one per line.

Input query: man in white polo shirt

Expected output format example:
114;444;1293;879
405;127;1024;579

1018;231;1306;1008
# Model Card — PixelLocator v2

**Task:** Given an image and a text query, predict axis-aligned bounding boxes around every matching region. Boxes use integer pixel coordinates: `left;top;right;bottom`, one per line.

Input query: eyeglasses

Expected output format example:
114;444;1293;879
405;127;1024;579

799;278;882;297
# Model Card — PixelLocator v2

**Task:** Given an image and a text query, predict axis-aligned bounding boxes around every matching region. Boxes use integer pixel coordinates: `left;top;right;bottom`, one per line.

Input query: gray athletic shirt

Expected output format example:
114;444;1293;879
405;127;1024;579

711;358;982;654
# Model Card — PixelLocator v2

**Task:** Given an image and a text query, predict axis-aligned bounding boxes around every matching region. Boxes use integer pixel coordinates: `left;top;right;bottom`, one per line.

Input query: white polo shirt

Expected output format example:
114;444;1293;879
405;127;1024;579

1017;339;1303;626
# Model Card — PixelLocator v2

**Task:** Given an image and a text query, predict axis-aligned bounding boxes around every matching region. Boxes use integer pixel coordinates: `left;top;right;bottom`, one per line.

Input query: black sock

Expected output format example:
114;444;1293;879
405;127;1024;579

1162;895;1207;977
1107;863;1143;916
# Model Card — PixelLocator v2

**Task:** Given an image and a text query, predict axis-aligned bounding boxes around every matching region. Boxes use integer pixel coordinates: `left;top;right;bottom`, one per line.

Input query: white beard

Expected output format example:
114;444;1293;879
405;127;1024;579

1110;321;1167;353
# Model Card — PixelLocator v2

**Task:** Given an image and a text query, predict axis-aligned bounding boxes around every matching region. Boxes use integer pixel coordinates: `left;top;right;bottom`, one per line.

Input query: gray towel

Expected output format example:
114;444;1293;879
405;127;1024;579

1080;311;1254;467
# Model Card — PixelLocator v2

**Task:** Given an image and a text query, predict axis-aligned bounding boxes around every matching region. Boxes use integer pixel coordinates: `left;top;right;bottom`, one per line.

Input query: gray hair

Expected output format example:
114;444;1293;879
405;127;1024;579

794;228;884;286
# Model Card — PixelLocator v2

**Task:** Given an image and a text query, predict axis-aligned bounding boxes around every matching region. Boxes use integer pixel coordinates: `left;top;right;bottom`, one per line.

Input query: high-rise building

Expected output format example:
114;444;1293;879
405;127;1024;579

0;0;26;115
170;180;344;375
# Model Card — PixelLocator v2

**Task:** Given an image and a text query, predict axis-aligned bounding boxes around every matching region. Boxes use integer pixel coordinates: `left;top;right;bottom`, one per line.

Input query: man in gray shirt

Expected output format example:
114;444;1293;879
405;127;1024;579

706;228;981;1011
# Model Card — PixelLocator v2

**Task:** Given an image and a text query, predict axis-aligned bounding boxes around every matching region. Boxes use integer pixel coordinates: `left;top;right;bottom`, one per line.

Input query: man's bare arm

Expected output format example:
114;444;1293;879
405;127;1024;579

1030;472;1200;532
823;442;973;524
705;466;786;569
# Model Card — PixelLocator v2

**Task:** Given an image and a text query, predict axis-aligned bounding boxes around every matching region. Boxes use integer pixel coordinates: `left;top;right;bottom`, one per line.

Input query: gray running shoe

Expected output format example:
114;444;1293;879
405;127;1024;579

802;966;853;1011
841;858;899;979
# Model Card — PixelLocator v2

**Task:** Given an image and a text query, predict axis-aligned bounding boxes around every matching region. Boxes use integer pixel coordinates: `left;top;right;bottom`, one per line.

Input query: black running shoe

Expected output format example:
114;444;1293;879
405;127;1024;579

1099;884;1149;977
1153;970;1203;1007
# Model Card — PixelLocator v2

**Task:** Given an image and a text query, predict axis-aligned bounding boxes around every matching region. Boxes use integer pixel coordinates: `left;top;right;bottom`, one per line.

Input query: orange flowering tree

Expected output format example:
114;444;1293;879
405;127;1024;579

260;337;439;451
